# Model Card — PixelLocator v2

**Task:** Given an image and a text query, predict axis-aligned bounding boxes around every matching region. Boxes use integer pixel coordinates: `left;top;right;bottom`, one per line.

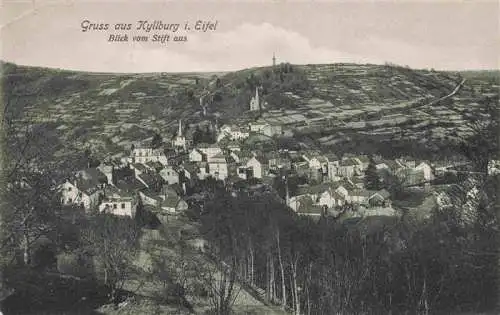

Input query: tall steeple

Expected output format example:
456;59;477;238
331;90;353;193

272;52;276;67
178;119;182;137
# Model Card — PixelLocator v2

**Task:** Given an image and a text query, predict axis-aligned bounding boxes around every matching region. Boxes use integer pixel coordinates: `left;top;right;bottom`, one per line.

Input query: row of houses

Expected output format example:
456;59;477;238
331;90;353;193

287;178;392;216
59;158;189;218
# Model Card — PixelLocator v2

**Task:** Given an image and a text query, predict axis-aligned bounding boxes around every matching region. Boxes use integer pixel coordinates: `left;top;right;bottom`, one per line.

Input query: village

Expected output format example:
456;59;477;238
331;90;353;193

58;84;490;226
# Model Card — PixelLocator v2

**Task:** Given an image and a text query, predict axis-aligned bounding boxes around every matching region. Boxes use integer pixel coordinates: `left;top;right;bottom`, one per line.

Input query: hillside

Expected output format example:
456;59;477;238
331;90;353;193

2;61;498;168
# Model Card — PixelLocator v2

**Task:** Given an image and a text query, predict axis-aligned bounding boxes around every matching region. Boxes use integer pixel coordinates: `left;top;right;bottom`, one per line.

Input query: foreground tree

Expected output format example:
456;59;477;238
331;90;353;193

81;214;140;304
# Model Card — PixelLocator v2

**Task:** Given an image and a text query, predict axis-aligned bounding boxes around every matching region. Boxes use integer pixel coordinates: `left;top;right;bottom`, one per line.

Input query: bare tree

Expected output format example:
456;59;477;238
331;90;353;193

275;228;287;310
81;214;139;304
192;252;241;315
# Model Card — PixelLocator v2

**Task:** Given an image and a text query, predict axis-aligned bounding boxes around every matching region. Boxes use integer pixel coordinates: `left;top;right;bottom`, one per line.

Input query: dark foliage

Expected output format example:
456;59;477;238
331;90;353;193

198;184;497;314
364;156;381;190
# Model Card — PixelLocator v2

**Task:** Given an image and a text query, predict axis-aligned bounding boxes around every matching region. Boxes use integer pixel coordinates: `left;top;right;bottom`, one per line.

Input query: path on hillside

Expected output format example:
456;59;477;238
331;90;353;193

430;78;466;105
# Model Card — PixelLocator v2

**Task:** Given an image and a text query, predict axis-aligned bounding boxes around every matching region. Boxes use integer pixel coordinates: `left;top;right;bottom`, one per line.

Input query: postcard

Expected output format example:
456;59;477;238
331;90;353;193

0;0;499;314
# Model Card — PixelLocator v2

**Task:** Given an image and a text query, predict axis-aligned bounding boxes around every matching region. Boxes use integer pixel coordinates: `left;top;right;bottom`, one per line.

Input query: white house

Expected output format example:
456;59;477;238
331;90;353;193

99;188;137;217
160;165;180;185
60;168;106;210
217;124;250;142
198;144;223;159
302;152;328;172
249;121;283;137
60;181;101;210
347;190;372;205
338;158;360;178
132;146;167;165
160;196;189;214
97;164;114;185
246;156;269;179
189;149;207;162
207;153;229;180
326;155;341;181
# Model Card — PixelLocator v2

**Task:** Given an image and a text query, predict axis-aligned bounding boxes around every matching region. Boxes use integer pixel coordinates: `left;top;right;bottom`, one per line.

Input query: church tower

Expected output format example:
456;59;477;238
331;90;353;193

272;52;276;67
172;119;187;151
249;86;260;111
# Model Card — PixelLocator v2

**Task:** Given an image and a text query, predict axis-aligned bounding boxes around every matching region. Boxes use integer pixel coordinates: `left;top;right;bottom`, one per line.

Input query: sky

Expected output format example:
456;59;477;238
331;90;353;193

1;0;499;73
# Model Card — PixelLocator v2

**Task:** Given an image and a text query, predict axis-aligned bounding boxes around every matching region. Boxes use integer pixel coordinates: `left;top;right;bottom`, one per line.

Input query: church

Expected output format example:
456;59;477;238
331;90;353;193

172;119;187;151
249;53;276;112
249;86;261;111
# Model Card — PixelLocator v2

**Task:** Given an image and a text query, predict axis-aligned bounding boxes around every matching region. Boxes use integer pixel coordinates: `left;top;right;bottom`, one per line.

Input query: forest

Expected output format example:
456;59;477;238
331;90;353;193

194;180;498;314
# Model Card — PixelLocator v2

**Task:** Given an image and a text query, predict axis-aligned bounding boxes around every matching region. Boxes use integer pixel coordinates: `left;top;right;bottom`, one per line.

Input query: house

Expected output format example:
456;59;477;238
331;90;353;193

383;160;406;175
354;156;371;172
217;124;250;142
198;162;210;179
351;177;365;189
367;189;391;207
60;168;107;210
139;189;166;207
398;168;427;186
332;182;350;199
132;144;167;165
338;158;360;178
302;151;328;173
159;195;189;214
432;179;480;225
207;153;229;180
99;187;138;217
246;156;269;179
249;121;283;137
347;190;373;205
136;172;164;192
290;182;348;210
181;162;199;181
287;194;313;212
160;165;180;185
288;194;328;217
296;201;325;217
268;157;292;171
145;161;164;173
189;149;207;162
197;144;223;159
231;150;254;164
130;163;148;177
326;154;341;181
293;161;310;178
97;163;114;185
